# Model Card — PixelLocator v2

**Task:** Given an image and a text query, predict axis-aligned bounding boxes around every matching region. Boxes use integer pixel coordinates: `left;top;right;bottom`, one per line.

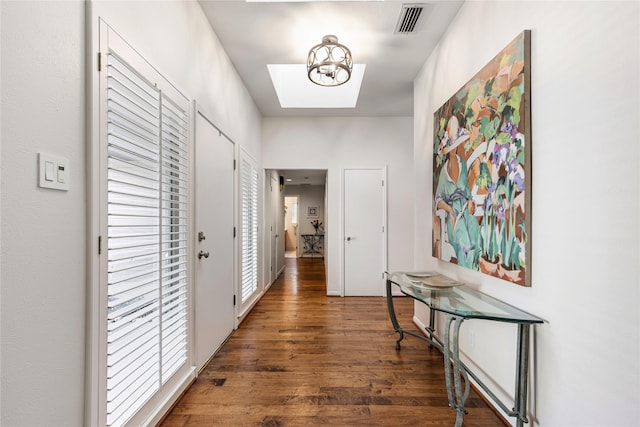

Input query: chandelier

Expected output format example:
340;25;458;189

307;35;353;86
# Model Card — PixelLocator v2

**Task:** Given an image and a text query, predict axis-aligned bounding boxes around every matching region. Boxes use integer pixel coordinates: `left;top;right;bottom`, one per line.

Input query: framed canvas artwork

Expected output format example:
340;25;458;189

432;30;531;286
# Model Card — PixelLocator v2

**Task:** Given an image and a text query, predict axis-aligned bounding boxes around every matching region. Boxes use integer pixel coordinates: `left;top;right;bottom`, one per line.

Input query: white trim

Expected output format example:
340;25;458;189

382;165;389;294
85;6;102;426
188;101;197;376
88;18;193;426
139;367;196;426
236;276;275;326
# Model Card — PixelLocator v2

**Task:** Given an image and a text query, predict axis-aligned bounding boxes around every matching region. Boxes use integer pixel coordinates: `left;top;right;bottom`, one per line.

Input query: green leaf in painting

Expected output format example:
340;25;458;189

484;77;495;96
496;132;512;146
507;87;522;124
465;84;480;113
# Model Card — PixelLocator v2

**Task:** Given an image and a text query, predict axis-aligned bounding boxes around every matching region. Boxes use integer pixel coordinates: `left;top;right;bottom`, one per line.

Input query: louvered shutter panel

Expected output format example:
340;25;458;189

241;157;258;304
105;48;189;427
106;51;161;427
159;94;189;383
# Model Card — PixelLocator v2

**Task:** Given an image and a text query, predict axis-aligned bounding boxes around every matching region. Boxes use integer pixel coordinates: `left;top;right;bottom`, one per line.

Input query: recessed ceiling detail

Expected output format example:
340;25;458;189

267;64;366;109
394;4;426;34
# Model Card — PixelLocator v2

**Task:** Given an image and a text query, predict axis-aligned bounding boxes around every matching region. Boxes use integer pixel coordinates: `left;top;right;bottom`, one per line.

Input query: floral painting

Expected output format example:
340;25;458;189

432;31;531;286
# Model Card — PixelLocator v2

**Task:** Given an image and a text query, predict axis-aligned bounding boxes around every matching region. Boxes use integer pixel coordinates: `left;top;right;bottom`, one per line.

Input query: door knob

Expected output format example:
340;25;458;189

346;237;352;241
198;250;210;259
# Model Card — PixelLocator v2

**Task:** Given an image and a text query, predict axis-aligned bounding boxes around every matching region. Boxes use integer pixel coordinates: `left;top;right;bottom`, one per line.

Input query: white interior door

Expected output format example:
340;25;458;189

343;168;386;296
194;111;235;371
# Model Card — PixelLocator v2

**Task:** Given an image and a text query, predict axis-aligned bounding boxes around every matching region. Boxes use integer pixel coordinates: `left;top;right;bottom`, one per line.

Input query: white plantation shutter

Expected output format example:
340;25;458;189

159;94;189;383
240;155;258;304
104;46;189;427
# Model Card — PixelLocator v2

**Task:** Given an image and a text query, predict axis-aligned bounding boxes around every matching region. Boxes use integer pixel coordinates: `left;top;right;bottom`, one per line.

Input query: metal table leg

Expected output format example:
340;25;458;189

444;314;470;427
514;323;531;427
386;278;439;350
386;279;404;349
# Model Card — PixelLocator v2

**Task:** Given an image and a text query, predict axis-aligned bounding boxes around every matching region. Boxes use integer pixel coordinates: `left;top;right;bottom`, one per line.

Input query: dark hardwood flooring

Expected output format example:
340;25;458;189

160;258;505;426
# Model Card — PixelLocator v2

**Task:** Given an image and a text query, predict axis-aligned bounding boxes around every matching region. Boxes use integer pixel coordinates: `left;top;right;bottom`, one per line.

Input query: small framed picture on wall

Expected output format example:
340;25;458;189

307;206;318;218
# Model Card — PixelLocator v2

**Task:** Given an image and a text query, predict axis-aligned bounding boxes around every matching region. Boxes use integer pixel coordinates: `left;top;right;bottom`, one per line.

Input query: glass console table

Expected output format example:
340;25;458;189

386;271;543;427
301;234;324;257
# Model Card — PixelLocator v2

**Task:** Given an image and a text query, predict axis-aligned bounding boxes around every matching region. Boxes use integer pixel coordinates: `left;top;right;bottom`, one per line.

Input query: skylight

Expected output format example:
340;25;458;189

267;64;366;109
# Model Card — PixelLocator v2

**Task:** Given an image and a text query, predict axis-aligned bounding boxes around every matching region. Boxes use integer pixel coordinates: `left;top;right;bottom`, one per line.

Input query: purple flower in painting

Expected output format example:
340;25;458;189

509;156;519;174
495;204;506;221
493;143;510;167
501;119;519;140
492;144;501;167
483;183;496;211
512;172;525;192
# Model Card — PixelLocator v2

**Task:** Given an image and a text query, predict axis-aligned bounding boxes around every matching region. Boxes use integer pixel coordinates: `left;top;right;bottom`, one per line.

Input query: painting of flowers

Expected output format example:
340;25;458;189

432;30;531;286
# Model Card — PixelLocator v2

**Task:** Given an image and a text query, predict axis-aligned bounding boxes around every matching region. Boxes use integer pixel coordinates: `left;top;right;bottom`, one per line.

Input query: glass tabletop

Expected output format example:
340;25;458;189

387;271;543;324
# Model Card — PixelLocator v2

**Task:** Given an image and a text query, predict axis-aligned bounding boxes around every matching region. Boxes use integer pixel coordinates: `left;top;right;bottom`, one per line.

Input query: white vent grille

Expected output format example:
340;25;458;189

394;4;425;34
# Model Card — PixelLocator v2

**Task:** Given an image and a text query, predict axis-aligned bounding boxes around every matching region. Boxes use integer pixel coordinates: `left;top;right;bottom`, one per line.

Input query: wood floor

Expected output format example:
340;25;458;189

160;258;506;426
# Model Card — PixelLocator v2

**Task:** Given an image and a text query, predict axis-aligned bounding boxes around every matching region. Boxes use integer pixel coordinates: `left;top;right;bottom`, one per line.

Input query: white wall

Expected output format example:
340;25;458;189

1;1;263;425
0;1;4;422
413;1;640;425
1;1;86;425
264;117;414;295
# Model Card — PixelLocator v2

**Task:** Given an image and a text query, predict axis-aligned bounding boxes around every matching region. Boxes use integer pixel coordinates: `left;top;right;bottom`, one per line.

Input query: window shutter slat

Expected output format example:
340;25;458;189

159;93;189;385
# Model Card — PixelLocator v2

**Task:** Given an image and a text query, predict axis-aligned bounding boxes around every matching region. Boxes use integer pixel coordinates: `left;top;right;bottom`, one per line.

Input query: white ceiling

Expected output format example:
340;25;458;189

198;0;464;117
280;169;327;185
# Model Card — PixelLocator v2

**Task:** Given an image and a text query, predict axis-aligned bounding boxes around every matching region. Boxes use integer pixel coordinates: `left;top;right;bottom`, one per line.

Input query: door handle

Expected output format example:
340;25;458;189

346;237;352;241
198;250;210;259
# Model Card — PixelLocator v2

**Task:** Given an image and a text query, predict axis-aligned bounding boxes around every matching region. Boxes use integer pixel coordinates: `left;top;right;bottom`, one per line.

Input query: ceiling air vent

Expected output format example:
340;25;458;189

394;4;425;34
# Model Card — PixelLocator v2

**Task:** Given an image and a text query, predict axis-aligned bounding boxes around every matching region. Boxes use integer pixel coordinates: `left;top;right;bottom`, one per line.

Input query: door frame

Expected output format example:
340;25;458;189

340;167;388;297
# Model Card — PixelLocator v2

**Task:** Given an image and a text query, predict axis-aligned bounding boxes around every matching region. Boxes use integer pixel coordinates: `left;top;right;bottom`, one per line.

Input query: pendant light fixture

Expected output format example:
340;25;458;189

307;35;352;86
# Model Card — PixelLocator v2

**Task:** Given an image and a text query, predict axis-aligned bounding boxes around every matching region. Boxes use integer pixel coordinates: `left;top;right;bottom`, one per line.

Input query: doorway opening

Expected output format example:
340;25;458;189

266;169;328;282
285;196;299;258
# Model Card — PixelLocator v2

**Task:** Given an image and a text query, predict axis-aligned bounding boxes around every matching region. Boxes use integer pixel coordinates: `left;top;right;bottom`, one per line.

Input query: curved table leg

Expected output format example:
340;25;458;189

386;279;405;350
444;314;470;427
443;315;456;407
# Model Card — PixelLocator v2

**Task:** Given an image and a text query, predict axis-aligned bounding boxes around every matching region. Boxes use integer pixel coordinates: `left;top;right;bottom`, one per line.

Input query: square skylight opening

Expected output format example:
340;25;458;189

267;64;366;109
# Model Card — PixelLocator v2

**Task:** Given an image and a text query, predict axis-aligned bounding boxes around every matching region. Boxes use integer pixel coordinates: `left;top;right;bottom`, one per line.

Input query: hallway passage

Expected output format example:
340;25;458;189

160;258;505;426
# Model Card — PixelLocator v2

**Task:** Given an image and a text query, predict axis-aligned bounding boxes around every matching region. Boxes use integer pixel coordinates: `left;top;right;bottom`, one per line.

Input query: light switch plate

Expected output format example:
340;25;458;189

38;152;70;191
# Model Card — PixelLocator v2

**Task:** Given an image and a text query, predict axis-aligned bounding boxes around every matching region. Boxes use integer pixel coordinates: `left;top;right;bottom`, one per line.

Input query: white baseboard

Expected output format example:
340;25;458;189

143;366;196;426
412;314;428;332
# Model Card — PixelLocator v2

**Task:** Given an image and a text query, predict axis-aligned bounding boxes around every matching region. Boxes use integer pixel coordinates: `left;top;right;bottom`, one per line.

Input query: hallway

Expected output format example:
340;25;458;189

160;258;505;426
